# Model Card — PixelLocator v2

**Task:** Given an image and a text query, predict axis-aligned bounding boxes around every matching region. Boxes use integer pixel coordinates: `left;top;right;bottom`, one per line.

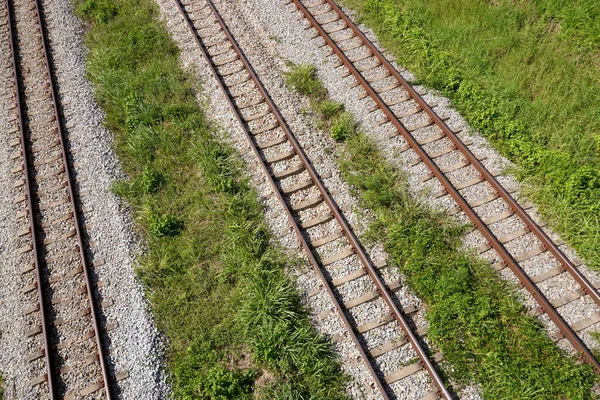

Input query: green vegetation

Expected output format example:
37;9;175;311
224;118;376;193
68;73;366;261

339;0;600;271
286;63;597;399
75;1;348;398
285;63;357;141
0;375;4;400
284;64;326;98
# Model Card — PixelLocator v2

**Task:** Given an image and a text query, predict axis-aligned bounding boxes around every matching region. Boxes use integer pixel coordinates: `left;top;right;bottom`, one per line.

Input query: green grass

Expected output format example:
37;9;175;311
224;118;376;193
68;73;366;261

74;1;348;398
339;0;600;272
284;63;327;98
285;62;597;399
285;63;357;141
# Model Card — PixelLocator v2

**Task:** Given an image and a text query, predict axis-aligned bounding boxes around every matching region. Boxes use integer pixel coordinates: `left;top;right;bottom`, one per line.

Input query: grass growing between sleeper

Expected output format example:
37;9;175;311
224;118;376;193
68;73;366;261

74;1;348;398
339;0;600;273
286;63;597;399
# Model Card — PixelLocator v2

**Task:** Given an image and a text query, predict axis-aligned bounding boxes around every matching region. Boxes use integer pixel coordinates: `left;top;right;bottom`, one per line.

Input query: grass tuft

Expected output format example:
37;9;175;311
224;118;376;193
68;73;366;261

318;99;345;119
75;0;348;398
284;63;326;99
138;167;165;194
286;63;357;142
331;112;357;142
289;61;597;399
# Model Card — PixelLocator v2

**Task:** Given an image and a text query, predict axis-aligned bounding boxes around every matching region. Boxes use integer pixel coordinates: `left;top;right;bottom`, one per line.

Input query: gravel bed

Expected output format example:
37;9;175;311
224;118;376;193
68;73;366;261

154;0;600;399
223;0;600;393
0;1;169;398
315;0;600;354
154;0;449;398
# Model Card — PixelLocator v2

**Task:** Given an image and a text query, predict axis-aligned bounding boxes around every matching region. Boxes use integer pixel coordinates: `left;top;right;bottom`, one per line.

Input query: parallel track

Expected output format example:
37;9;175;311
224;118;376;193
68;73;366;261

290;0;600;371
174;0;453;398
3;0;119;397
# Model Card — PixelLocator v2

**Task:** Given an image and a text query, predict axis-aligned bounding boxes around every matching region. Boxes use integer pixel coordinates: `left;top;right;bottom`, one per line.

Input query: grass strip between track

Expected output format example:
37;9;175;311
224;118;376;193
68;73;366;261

73;1;349;398
336;0;600;273
285;63;597;400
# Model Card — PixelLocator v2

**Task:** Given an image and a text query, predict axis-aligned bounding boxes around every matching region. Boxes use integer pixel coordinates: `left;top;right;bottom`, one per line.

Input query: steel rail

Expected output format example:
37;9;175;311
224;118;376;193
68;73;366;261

33;0;114;397
174;0;454;397
4;0;56;396
321;0;600;315
6;0;114;396
172;0;388;397
291;0;600;372
206;1;452;397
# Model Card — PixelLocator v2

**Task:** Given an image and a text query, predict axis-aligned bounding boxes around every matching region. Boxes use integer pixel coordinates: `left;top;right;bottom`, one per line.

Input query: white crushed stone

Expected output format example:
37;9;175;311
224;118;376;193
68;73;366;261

0;1;169;398
155;0;600;397
285;0;600;359
154;0;451;398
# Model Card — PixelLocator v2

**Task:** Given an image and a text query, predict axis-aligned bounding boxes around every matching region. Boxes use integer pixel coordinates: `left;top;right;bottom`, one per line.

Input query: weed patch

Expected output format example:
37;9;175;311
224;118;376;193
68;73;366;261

75;1;348;398
338;0;600;272
285;63;357;142
284;63;326;99
286;62;597;399
330;112;356;142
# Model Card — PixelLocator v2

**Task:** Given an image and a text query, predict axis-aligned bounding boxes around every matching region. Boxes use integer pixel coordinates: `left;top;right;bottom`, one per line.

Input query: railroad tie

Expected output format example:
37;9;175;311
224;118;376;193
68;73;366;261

321;247;354;266
265;149;296;164
251;121;279;135
301;212;333;229
344;281;402;309
291;195;323;212
341;41;364;52
385;353;443;384
244;107;271;122
273;163;304;179
282;178;313;194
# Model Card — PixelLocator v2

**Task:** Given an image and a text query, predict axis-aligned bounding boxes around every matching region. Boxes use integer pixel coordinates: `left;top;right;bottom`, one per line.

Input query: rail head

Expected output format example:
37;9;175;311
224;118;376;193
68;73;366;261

4;0;57;396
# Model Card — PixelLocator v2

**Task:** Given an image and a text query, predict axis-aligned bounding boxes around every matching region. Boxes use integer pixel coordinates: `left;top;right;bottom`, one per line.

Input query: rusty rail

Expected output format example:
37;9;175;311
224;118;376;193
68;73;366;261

290;0;600;372
6;0;114;397
33;0;113;396
4;0;56;396
322;0;600;312
173;0;454;397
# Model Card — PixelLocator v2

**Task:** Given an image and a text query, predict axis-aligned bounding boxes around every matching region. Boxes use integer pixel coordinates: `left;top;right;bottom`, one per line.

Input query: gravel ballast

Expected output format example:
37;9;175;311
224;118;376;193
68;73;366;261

0;1;169;398
248;0;600;352
154;0;482;398
154;0;600;397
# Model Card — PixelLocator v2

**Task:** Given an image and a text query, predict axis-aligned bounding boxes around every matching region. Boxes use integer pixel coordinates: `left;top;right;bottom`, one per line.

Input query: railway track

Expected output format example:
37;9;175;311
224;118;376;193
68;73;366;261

288;0;600;371
2;0;125;397
173;0;453;398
